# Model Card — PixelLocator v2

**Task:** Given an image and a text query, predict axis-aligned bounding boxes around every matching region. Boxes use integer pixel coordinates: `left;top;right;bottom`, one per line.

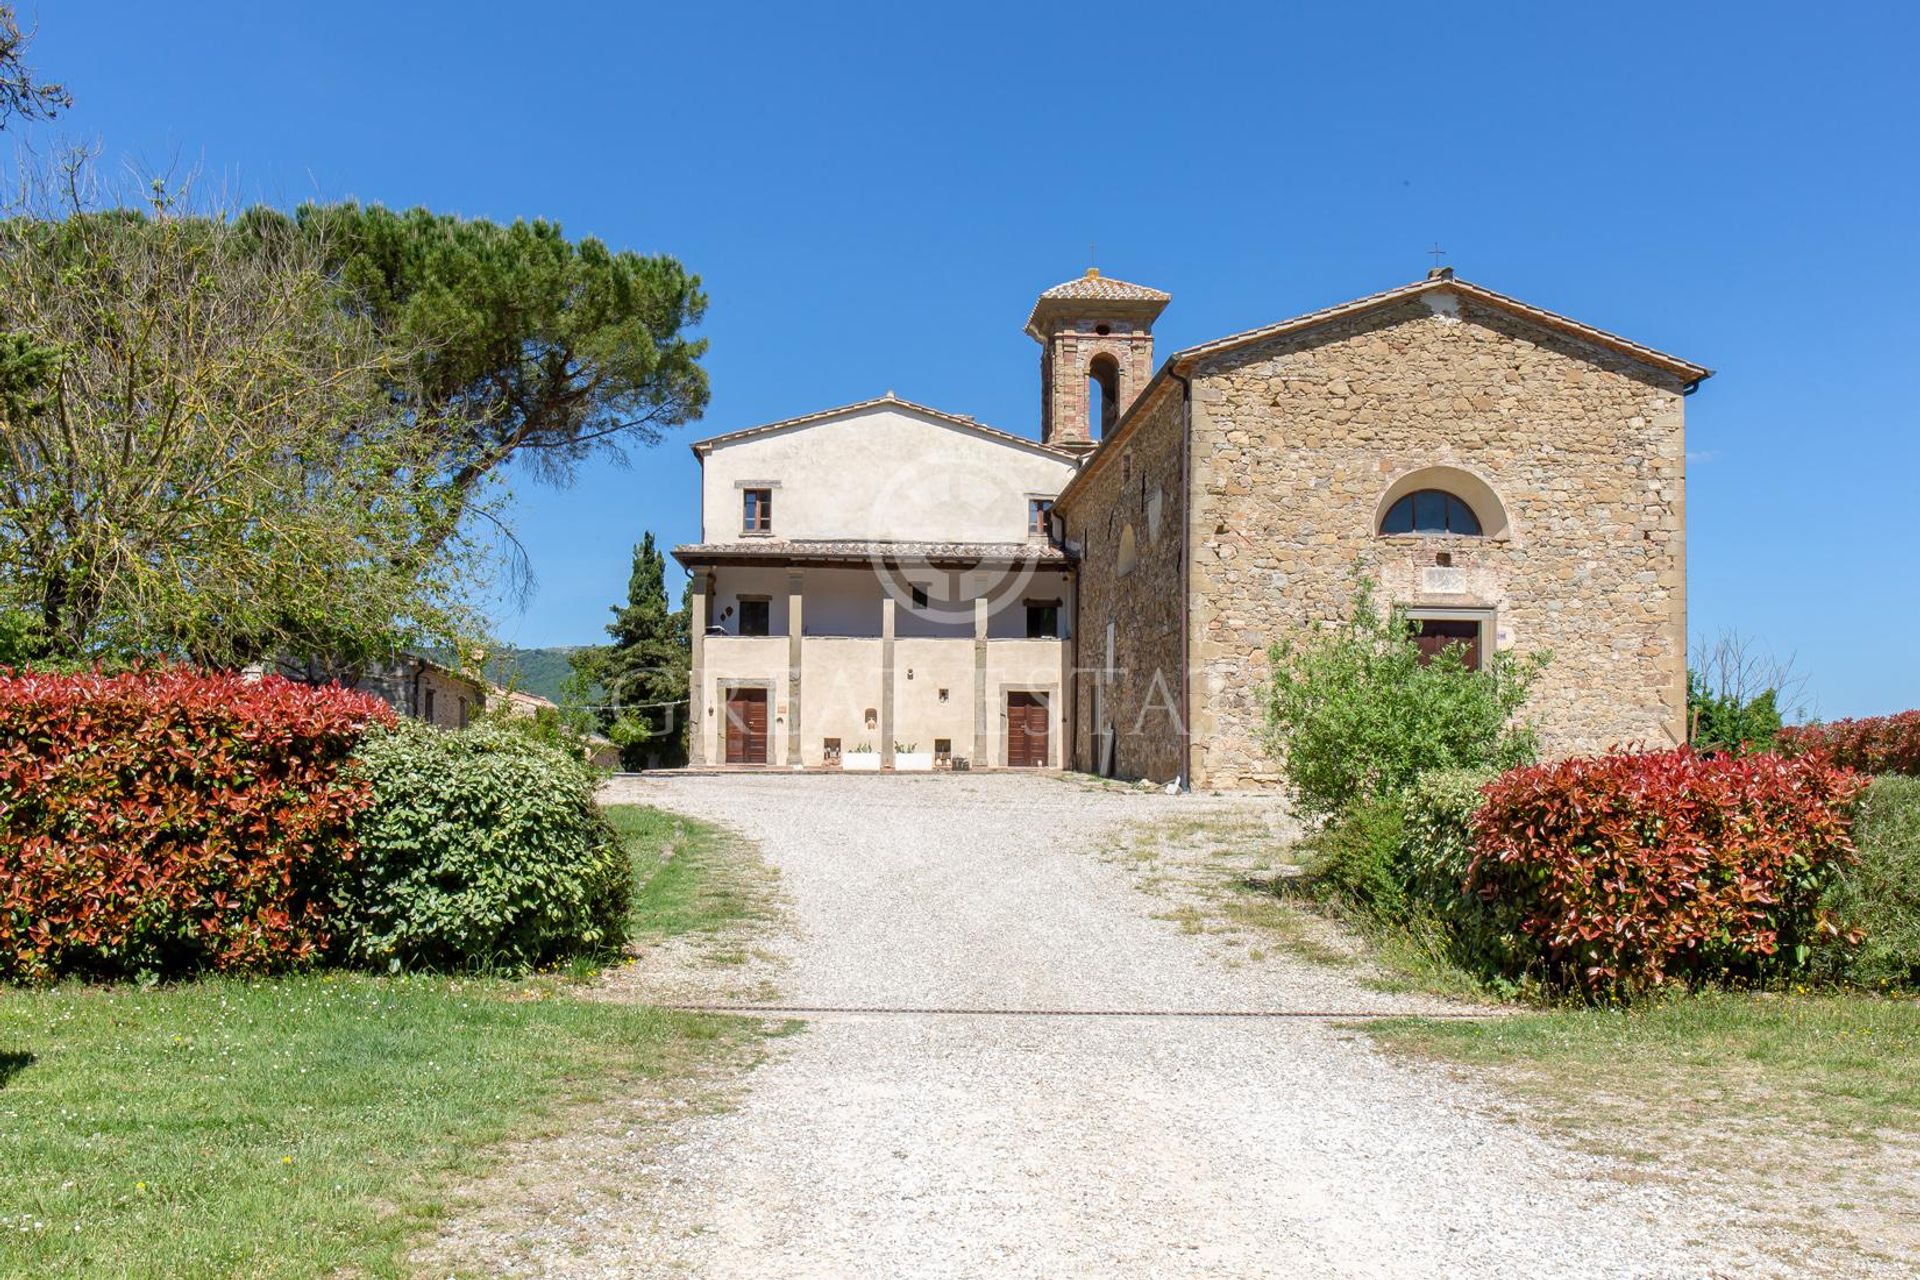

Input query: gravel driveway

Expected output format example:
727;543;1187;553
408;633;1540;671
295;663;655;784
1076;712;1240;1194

509;772;1769;1278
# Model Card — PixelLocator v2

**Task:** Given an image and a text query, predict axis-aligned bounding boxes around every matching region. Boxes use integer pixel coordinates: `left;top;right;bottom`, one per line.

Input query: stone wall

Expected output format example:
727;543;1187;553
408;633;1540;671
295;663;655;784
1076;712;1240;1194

1185;291;1689;789
1061;376;1190;784
349;657;484;729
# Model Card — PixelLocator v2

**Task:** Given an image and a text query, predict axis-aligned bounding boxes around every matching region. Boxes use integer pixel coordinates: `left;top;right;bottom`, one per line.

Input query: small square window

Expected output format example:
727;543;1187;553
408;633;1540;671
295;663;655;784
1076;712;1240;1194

1028;498;1054;537
742;488;773;533
1026;602;1060;639
738;598;771;636
910;584;929;609
937;687;950;703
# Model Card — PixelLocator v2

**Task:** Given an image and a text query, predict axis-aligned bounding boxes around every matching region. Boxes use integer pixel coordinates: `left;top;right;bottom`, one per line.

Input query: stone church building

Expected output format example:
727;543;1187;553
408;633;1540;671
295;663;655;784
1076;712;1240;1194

678;267;1709;789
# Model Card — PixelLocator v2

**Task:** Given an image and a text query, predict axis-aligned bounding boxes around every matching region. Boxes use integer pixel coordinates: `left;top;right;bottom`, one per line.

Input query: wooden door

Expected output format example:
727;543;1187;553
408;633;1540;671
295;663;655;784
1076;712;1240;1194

1006;692;1049;768
1411;619;1482;670
724;688;769;764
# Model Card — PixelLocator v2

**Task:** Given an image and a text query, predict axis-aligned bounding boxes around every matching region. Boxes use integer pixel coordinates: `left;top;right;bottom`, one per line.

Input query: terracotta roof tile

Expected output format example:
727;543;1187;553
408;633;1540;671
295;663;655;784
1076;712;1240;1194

1033;270;1170;305
1025;269;1171;336
673;539;1068;568
687;394;1076;460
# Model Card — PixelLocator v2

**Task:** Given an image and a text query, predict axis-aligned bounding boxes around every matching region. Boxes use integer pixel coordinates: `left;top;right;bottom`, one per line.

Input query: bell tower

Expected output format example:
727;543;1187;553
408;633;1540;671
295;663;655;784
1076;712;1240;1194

1025;268;1170;456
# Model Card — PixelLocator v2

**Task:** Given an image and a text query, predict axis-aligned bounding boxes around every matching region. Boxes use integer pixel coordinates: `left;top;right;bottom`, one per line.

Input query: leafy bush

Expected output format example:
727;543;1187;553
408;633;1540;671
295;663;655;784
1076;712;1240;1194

1399;768;1492;914
343;720;628;970
471;697;610;770
1398;768;1532;980
1470;747;1865;999
1687;669;1783;753
1779;711;1920;777
0;669;392;982
1262;577;1545;818
1824;776;1920;989
1294;794;1408;923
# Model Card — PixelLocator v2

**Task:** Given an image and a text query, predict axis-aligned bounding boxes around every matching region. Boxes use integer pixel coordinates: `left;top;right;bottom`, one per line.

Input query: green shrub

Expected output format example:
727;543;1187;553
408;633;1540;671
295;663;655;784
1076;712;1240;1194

1262;577;1546;818
1827;776;1920;988
342;720;628;971
1399;768;1493;912
1295;795;1409;924
471;697;609;769
1397;768;1532;980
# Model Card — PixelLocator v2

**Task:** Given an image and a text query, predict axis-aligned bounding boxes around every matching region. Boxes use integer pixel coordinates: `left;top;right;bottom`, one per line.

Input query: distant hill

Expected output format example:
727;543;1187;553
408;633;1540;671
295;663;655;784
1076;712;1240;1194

484;645;593;703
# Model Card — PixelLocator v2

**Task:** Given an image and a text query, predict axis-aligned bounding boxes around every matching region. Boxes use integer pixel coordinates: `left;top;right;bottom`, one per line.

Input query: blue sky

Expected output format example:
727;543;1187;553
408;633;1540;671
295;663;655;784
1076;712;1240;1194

29;1;1920;718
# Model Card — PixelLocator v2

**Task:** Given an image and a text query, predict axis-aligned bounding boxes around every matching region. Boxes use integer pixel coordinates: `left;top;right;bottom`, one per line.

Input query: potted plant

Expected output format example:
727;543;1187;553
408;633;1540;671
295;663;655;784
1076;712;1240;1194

893;740;934;772
842;741;882;771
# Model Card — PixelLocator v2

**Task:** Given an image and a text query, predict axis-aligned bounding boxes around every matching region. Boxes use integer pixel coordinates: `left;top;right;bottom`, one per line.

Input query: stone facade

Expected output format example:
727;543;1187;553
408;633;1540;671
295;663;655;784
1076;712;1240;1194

1064;376;1189;783
1182;292;1689;787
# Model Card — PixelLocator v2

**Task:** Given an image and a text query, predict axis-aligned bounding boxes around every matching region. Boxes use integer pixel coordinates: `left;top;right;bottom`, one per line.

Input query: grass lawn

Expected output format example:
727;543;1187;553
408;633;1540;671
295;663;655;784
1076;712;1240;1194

0;804;762;1279
614;804;769;947
1370;992;1920;1145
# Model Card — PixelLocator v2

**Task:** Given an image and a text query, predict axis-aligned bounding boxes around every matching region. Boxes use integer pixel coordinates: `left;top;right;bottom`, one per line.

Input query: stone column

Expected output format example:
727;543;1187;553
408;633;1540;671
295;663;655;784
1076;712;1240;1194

973;595;990;767
880;593;896;770
688;571;710;766
786;571;804;768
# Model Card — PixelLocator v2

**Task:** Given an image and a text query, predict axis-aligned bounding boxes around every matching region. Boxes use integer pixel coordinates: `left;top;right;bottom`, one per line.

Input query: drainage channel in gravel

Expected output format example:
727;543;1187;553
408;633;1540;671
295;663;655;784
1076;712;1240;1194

661;1003;1502;1020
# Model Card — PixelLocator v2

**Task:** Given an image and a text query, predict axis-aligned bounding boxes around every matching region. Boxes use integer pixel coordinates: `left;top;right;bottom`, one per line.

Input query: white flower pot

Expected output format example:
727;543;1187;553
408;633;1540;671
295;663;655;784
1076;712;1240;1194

842;752;882;772
894;752;934;772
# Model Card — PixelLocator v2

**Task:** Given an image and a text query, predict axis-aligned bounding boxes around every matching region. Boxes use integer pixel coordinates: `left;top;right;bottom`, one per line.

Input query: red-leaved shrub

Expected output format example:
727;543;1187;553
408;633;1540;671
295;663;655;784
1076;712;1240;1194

1469;747;1865;998
1778;712;1920;777
0;669;394;981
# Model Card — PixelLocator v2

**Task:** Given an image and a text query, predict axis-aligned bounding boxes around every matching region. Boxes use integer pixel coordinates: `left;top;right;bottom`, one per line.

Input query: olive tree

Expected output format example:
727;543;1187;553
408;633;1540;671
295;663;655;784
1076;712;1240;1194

0;163;486;667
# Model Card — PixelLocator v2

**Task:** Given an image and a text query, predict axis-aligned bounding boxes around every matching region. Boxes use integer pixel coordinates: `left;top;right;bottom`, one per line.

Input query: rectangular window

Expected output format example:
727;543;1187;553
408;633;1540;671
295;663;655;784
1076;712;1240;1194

1028;498;1054;537
742;488;773;534
1409;617;1484;670
910;584;929;609
1025;602;1060;639
738;598;771;636
424;688;437;722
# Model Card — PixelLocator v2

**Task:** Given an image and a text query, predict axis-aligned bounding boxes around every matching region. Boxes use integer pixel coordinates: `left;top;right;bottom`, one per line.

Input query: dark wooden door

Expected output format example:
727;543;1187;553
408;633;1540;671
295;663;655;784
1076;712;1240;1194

1006;692;1049;768
724;688;769;764
1411;619;1482;670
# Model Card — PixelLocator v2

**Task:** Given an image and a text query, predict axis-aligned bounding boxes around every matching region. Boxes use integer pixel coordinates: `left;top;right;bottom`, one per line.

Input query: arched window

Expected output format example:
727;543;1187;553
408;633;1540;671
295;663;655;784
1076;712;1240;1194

1379;489;1483;536
1087;353;1120;440
1116;523;1138;576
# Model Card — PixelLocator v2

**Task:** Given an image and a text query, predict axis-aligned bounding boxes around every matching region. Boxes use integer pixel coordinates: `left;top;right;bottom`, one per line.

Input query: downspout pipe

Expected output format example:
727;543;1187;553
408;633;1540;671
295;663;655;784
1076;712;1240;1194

1048;503;1080;774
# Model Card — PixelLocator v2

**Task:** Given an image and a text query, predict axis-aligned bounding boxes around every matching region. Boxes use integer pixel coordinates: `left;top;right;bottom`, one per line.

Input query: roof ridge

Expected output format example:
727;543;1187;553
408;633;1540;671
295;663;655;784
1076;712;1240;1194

687;393;1078;459
1173;276;1711;383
